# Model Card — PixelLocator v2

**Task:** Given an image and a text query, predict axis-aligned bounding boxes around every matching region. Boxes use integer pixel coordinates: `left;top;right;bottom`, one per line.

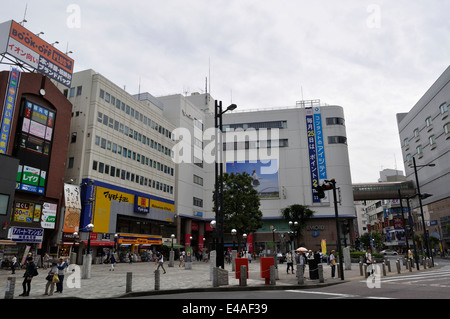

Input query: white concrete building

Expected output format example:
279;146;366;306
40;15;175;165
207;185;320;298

62;69;176;259
397;65;450;252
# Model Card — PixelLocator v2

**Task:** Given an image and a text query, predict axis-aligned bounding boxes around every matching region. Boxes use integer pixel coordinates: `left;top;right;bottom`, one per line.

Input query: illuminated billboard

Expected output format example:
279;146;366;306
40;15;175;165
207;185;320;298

226;160;279;199
0;20;74;87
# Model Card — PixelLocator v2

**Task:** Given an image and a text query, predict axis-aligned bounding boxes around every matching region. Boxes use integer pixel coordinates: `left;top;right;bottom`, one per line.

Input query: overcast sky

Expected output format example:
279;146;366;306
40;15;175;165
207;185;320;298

2;1;450;183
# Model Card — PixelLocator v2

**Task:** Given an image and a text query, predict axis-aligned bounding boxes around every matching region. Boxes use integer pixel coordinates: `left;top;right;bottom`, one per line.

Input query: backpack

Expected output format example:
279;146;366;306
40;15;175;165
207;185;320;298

33;266;38;276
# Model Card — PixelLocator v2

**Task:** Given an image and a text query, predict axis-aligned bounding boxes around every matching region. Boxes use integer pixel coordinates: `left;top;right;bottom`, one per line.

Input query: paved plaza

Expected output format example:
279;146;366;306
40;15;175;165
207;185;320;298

0;257;427;299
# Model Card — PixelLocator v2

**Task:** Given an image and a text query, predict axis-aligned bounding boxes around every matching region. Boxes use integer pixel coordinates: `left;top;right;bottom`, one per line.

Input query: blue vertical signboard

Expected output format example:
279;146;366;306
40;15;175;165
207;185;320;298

313;107;328;181
0;68;21;154
305;107;320;203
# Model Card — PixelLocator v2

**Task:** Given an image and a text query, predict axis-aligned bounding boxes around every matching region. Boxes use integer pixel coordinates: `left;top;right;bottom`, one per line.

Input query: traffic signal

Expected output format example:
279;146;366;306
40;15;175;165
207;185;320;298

313;185;325;198
313;181;335;199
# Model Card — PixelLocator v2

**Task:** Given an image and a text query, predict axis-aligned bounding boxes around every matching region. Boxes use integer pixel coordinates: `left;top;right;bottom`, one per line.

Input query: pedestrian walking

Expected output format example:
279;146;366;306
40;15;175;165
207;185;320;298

11;255;17;274
110;254;116;271
179;251;185;267
43;253;50;269
44;261;58;296
286;251;294;274
20;257;37;297
330;250;336;278
56;257;68;293
365;248;374;276
156;252;166;274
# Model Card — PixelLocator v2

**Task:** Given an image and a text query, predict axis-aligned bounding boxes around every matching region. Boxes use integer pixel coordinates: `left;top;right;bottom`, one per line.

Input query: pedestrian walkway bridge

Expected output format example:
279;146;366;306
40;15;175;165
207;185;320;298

352;180;416;201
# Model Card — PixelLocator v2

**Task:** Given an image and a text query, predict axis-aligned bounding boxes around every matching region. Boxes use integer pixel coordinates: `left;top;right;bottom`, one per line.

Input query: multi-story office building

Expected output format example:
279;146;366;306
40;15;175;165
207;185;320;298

62;69;176;260
397;65;450;252
216;100;356;253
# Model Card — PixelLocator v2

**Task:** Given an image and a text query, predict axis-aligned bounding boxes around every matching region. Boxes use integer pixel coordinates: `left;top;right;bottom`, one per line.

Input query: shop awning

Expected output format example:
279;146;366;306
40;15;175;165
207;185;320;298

0;240;16;245
81;240;115;247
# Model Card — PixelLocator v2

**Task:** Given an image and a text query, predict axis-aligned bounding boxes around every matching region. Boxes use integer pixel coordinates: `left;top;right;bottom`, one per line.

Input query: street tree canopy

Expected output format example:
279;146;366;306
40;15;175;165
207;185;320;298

213;172;263;245
280;204;315;246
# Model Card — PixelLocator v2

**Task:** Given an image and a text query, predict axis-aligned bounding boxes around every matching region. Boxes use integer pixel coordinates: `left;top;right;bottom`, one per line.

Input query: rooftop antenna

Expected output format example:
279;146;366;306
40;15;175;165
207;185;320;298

208;57;211;95
138;76;141;99
20;3;28;26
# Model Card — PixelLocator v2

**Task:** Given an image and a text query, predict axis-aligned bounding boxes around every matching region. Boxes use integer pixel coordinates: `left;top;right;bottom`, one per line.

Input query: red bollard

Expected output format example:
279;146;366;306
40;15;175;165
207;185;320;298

260;257;274;285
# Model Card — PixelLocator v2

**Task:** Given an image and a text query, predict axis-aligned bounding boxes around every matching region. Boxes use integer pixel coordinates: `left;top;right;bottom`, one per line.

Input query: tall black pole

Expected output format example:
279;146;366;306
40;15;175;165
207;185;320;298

413;157;432;265
331;180;344;280
214;100;220;268
219;101;225;269
397;189;411;253
406;197;420;270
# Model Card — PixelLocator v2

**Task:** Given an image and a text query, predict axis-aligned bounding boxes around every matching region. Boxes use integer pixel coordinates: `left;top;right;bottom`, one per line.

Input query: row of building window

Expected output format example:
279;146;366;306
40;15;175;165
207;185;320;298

94;135;174;177
92;160;174;195
97;111;173;159
403;102;449;147
99;88;173;142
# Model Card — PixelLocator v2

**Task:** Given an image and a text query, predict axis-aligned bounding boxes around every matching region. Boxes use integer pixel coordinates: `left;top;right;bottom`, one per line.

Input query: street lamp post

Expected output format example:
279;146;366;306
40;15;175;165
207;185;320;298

82;223;94;279
169;234;175;267
412;157;435;266
214;100;237;269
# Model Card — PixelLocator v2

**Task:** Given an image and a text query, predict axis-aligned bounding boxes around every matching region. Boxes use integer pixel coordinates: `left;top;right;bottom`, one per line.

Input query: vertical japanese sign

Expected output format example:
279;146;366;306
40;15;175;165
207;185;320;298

63;183;81;233
313;107;328;181
0;68;20;154
306;107;320;203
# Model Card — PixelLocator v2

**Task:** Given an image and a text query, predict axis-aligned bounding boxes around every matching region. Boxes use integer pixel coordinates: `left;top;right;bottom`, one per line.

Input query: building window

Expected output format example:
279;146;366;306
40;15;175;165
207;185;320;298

68;157;74;169
429;135;436;149
414;128;420;138
76;86;82;96
444;123;450;138
328;136;347;145
193;175;203;186
440;102;448;114
71;132;77;143
193;197;203;207
425;116;432;127
403;138;409;147
326;117;345;126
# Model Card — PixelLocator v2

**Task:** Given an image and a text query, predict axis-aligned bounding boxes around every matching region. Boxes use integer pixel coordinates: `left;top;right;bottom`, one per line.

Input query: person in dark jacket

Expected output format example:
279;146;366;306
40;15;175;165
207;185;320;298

20;257;36;297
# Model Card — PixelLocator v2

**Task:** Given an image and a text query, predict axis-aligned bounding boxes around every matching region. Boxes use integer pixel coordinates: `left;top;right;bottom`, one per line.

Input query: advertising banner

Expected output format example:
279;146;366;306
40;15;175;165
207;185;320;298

63;183;81;233
306;107;320;203
10;227;44;243
41;202;57;229
0;20;74;87
226;159;279;198
0;68;20;154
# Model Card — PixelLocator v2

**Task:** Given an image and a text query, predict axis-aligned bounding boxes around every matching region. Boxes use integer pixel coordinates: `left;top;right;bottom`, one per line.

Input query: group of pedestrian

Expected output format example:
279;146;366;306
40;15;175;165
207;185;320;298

17;255;68;297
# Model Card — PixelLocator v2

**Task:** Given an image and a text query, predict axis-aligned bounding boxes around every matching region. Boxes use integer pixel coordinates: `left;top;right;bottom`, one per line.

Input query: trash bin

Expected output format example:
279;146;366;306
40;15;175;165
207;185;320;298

308;258;319;279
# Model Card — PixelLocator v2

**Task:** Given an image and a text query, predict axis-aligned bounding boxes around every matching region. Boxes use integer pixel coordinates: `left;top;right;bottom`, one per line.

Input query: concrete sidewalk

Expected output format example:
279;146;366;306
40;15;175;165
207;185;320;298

0;258;430;299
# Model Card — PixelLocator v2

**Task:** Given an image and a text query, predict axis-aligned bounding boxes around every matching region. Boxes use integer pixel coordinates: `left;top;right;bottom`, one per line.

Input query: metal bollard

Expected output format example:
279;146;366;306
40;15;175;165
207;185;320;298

4;277;15;299
297;265;304;285
396;259;401;274
423;258;427;269
318;264;324;283
382;263;386;277
126;272;132;293
386;259;391;272
359;262;363;276
364;264;368;278
240;265;247;287
155;269;160;290
270;265;276;285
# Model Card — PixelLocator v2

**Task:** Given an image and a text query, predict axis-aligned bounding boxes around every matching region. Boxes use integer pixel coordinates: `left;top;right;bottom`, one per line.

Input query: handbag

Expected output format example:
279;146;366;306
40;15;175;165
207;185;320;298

52;273;60;283
46;274;53;281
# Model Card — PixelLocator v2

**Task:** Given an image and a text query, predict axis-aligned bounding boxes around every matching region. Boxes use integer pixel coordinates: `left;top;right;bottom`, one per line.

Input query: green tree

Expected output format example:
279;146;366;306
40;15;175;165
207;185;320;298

213;172;263;248
280;204;315;248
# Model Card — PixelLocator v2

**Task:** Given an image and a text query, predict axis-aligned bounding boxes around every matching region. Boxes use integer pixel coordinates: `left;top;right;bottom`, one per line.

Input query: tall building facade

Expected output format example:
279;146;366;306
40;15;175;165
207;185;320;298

0;70;72;259
63;69;176;260
397;65;450;252
216;101;356;252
